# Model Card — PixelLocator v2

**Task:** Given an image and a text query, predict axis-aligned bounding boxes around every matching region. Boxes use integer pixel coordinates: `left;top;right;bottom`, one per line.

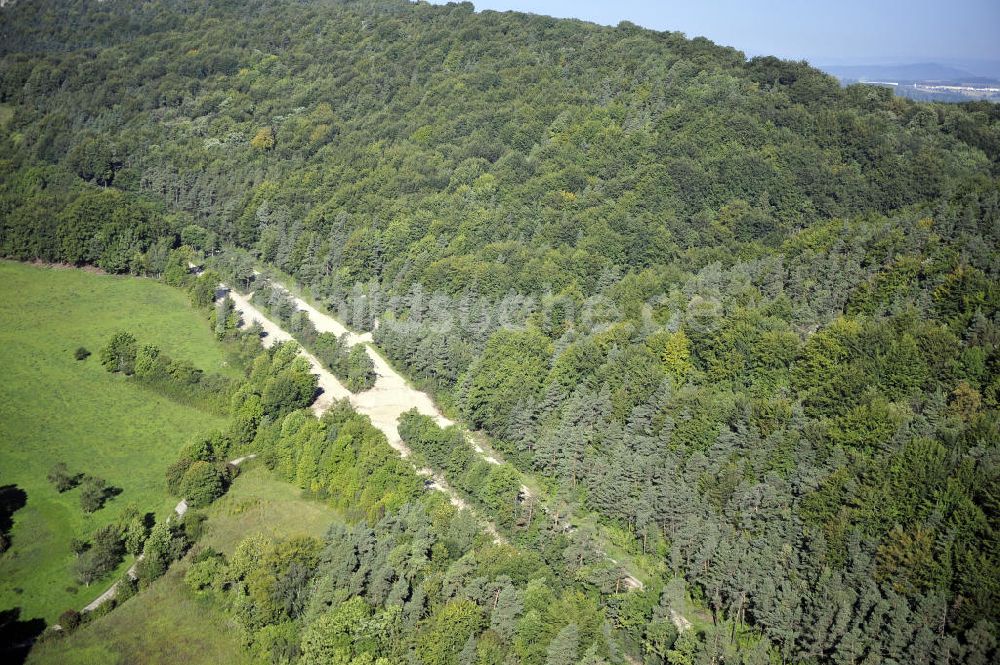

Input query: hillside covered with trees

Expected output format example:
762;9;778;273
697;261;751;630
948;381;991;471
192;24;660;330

1;0;999;663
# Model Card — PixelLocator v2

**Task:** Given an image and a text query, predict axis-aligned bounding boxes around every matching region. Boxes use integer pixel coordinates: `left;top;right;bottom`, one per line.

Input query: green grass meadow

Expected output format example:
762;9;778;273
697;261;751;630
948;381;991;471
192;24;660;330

27;465;338;665
197;463;337;555
0;262;231;623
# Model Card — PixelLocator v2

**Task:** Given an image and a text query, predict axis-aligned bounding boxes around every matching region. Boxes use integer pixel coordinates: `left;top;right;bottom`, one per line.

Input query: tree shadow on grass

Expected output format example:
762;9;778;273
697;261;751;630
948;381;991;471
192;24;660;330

0;485;27;552
90;484;123;513
0;607;46;665
0;485;27;534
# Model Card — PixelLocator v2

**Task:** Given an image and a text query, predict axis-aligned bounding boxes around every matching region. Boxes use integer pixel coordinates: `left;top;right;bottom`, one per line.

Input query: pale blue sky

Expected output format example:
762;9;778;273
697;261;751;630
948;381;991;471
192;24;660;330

428;1;1000;65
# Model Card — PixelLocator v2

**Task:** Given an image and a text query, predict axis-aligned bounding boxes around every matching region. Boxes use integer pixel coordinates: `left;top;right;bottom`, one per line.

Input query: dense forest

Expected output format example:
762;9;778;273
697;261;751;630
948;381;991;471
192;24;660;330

1;0;999;663
235;403;635;665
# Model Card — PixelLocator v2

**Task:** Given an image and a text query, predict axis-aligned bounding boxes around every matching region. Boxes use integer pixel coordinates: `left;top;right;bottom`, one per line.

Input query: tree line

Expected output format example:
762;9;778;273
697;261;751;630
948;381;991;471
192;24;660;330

252;282;377;392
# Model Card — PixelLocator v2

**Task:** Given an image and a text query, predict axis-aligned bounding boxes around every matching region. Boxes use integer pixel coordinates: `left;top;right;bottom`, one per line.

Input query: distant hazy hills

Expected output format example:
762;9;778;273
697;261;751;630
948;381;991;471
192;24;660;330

816;61;1000;102
820;62;992;83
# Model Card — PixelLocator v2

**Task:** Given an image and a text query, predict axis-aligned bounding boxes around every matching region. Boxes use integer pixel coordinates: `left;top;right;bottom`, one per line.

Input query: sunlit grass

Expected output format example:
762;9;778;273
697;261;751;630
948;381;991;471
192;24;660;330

0;262;230;623
28;465;338;665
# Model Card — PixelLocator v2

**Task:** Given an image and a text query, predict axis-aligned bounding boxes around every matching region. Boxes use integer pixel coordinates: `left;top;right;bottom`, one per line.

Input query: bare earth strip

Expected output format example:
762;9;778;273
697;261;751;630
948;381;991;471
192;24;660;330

282;292;509;462
79;277;669;630
225;289;353;410
225;288;494;531
275;289;454;439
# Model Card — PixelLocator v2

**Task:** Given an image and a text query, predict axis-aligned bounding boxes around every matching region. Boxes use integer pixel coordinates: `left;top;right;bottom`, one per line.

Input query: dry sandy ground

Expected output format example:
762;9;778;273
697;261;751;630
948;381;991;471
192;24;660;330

280;291;456;440
262;286;654;598
226;288;446;451
278;292;506;461
225;289;353;409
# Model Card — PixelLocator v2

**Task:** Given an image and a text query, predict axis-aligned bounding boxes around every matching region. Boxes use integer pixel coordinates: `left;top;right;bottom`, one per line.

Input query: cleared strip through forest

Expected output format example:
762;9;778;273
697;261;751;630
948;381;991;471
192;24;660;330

248;278;649;596
224;286;501;540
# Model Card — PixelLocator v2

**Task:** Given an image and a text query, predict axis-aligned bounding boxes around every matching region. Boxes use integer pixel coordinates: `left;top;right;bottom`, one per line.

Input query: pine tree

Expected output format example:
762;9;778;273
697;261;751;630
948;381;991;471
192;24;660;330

491;585;524;642
545;623;579;665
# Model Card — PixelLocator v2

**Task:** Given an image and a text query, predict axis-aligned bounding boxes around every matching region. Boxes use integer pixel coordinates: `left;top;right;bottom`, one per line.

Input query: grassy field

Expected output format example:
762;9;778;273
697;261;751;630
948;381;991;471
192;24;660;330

27;465;338;665
0;262;232;623
198;463;337;554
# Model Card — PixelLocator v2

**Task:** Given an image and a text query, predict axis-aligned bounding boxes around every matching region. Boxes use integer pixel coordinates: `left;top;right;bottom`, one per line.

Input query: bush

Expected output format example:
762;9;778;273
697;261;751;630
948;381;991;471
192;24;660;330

133;552;167;588
185;548;226;592
88;596;116;619
137;521;191;587
73;347;90;361
132;343;163;378
165;457;194;495
58;609;81;632
115;574;138;604
180;461;225;508
313;333;376;392
79;476;109;512
73;524;124;585
70;538;89;556
251;126;275;151
99;331;137;374
346;344;376;391
47;462;77;492
182;511;208;541
122;513;150;556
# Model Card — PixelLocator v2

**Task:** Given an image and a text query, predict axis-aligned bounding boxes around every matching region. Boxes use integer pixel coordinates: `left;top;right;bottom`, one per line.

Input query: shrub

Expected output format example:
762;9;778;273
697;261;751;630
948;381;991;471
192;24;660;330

70;538;89;556
185;549;226;593
346;344;376;391
137;521;191;587
182;511;208;541
47;462;76;492
73;524;124;585
79;476;108;512
122;514;150;556
251;126;276;150
89;597;115;619
165;457;194;495
58;609;81;632
99;331;137;374
73;347;90;361
180;461;225;508
115;574;138;604
132;343;162;378
134;552;167;588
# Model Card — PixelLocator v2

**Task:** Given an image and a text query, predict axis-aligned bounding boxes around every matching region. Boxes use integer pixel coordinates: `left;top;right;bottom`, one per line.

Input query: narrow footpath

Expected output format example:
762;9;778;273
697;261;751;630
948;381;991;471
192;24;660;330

77;455;256;616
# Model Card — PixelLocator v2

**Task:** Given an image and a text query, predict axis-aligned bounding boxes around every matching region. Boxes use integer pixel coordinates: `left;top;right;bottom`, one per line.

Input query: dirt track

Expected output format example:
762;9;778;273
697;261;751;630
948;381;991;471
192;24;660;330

225;288;490;526
225;288;452;451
